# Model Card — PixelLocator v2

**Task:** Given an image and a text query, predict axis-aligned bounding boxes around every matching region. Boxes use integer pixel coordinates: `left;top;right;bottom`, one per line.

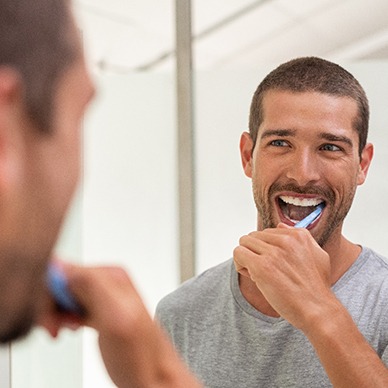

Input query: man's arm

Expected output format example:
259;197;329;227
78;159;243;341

41;265;202;388
305;298;388;387
234;225;388;387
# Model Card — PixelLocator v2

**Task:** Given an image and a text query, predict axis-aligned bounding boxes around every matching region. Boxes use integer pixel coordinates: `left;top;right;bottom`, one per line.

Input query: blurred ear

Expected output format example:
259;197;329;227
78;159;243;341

357;142;373;186
0;68;24;191
240;131;254;178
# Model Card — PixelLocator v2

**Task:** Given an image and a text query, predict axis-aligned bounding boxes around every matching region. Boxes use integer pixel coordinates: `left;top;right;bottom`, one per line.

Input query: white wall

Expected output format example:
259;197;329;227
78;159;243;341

0;345;10;388
82;72;179;311
195;68;270;273
81;72;178;387
341;62;388;253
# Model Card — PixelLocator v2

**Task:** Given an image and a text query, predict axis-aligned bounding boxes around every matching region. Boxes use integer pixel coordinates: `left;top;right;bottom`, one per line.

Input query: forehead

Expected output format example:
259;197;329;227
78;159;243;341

259;90;359;136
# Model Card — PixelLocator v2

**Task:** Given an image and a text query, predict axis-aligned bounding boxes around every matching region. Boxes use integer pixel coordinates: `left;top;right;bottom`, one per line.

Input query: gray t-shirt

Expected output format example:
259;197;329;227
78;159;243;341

156;247;388;387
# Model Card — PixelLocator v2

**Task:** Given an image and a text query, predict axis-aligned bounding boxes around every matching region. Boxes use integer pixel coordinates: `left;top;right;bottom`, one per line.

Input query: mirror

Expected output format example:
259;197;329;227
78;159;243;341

8;1;388;387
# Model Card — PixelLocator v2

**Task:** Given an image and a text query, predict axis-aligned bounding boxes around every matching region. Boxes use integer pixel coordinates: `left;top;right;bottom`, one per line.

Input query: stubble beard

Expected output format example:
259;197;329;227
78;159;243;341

0;303;34;344
252;181;357;248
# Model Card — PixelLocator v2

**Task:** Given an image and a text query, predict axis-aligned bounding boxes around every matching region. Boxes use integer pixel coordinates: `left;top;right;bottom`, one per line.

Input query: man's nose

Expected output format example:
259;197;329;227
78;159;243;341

285;149;321;186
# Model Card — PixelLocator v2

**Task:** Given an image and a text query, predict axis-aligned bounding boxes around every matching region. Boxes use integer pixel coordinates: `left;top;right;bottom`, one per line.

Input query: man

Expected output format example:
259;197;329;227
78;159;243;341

156;57;388;387
0;0;201;386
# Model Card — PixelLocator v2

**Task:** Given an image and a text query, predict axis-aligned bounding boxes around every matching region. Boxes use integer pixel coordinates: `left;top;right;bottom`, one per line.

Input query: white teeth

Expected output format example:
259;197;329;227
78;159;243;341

279;196;323;207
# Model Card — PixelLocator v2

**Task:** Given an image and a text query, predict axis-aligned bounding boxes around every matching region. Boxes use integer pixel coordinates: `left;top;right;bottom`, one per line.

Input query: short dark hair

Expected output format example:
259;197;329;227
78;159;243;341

0;0;80;132
249;57;369;156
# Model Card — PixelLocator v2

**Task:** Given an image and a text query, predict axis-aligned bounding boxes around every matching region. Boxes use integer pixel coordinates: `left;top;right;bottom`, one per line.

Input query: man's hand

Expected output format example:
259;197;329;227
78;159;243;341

233;223;334;332
39;263;202;388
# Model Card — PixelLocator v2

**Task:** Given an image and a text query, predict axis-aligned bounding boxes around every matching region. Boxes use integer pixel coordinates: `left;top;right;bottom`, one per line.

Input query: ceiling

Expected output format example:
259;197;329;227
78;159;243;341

73;0;388;73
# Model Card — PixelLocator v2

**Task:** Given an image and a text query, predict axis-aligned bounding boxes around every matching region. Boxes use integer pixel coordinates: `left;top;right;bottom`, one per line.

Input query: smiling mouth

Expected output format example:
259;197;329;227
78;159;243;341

278;195;325;224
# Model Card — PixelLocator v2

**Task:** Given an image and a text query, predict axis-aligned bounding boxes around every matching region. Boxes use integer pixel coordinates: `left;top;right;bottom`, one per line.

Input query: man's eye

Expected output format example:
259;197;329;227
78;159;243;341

270;139;288;147
321;144;341;152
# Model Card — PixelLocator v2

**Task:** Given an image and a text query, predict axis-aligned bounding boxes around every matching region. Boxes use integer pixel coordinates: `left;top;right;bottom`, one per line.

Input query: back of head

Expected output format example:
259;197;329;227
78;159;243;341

249;57;369;156
0;0;80;132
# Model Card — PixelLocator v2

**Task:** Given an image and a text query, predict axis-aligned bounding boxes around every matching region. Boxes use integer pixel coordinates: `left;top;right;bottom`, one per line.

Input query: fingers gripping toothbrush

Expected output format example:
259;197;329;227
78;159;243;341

46;263;85;316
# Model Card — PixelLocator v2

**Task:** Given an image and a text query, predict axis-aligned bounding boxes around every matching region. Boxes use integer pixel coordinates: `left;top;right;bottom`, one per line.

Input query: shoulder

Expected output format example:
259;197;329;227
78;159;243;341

358;246;388;279
337;246;388;305
155;259;233;319
352;247;388;345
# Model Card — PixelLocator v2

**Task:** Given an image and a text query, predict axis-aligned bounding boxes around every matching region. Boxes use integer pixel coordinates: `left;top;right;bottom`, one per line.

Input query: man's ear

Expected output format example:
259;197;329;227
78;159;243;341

0;68;25;191
239;131;254;178
357;142;374;186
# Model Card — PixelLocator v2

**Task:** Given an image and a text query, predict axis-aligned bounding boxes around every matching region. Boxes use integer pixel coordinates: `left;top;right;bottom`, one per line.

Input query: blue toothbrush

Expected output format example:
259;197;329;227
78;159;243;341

294;203;325;228
47;264;84;316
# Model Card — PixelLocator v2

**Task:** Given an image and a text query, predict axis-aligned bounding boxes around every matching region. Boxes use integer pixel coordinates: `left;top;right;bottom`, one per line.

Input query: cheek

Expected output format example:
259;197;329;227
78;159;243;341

63;146;81;203
67;140;81;182
64;124;82;181
252;158;280;194
50;132;81;214
325;169;358;207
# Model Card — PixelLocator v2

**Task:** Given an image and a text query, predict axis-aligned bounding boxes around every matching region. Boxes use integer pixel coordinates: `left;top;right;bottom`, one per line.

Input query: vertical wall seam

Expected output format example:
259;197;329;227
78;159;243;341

176;0;196;283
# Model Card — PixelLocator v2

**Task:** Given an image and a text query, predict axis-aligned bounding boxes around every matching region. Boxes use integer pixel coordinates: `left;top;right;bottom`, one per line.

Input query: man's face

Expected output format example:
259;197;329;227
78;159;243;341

240;90;372;248
0;54;94;343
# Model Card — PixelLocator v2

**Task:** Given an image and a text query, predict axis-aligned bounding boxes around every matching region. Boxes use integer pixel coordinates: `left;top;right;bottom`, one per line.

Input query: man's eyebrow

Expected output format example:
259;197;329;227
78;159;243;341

319;132;353;147
260;129;296;139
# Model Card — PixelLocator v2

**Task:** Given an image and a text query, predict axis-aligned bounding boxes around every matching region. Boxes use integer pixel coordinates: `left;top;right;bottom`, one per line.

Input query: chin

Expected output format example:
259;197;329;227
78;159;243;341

0;263;45;344
0;307;35;344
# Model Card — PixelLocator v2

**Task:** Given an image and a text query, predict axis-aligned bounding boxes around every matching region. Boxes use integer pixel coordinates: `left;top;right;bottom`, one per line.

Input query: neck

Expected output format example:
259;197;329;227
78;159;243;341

322;234;362;284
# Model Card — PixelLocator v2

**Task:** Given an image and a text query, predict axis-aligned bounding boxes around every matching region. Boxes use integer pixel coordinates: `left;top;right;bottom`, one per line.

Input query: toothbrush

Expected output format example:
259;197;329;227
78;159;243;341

294;203;325;228
47;263;84;316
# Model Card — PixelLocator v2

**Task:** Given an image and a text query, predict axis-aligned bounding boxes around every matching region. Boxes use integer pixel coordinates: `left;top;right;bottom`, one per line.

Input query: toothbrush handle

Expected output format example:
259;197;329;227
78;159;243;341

47;264;85;316
294;203;325;228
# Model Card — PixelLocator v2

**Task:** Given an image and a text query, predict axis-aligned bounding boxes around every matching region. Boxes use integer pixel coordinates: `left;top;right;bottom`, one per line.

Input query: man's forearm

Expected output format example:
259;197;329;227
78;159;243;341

305;298;388;387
